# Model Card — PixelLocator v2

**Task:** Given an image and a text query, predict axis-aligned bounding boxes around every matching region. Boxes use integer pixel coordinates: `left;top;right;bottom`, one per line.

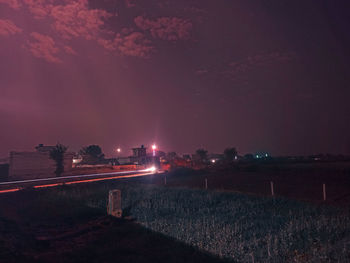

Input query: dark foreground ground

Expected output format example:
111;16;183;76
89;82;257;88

1;161;350;262
0;188;228;263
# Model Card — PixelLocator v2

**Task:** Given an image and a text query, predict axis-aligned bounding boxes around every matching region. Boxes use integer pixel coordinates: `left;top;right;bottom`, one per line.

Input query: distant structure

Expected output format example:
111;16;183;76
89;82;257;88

182;154;191;161
132;145;147;158
208;153;224;163
254;152;270;159
117;145;160;166
9;144;74;179
0;157;9;165
35;144;56;152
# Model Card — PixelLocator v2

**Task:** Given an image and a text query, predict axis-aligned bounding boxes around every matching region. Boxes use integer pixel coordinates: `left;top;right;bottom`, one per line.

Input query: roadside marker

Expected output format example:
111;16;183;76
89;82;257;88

323;183;326;201
270;181;274;196
108;189;122;218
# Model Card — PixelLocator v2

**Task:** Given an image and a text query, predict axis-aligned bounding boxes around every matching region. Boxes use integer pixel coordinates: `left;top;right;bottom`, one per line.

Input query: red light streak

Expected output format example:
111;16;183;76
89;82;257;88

34;183;63;188
0;188;21;194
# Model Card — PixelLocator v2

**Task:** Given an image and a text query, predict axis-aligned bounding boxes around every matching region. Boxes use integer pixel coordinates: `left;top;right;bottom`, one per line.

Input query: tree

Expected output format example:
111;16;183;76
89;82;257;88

196;148;208;163
79;145;105;164
50;143;68;177
166;152;177;161
244;153;254;161
224;147;237;162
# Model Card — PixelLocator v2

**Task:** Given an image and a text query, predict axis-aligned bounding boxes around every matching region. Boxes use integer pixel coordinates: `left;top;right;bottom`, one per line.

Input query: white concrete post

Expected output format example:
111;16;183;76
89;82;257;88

108;189;122;218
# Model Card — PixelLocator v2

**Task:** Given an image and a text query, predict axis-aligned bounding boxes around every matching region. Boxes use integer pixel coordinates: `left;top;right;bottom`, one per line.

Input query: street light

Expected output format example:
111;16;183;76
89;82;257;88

152;144;157;157
116;148;121;153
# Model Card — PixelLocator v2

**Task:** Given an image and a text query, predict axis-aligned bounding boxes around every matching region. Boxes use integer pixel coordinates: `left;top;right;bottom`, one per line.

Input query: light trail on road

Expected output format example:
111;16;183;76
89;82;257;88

0;169;159;194
0;188;21;194
0;168;153;186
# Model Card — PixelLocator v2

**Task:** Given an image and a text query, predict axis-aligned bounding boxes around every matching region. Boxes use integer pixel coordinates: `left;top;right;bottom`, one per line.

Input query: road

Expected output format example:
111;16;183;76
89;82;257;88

0;168;160;194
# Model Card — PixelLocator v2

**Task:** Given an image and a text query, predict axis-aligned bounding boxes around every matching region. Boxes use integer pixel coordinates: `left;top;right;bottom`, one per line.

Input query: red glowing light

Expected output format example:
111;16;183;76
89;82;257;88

0;188;21;194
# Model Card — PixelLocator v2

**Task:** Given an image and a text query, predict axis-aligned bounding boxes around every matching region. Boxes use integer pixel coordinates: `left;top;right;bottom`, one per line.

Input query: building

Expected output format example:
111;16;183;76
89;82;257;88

9;144;74;179
132;145;147;158
117;145;160;166
130;145;148;164
35;144;56;153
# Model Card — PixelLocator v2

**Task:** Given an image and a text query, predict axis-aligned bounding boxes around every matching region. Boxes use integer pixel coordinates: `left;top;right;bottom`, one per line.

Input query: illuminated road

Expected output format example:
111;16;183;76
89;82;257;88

0;169;160;194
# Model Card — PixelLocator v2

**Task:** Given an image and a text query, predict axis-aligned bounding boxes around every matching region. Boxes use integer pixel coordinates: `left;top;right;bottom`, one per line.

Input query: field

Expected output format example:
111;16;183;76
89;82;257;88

1;172;349;262
0;181;226;263
152;162;350;205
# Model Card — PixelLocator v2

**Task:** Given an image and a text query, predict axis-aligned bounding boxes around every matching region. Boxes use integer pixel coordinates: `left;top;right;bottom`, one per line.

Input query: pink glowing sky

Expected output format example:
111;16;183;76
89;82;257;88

1;0;350;157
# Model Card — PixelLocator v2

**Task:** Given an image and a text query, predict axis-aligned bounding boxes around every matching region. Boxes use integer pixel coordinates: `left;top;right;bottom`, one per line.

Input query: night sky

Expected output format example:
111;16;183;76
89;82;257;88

1;0;350;157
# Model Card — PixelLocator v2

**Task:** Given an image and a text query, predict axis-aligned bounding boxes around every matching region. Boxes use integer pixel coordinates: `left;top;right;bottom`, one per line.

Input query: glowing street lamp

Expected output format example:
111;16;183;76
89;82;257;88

116;148;121;153
152;144;157;157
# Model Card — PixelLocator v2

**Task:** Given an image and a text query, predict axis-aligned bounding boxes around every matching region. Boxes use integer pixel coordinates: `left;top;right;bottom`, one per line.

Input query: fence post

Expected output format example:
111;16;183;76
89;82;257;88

205;178;208;190
164;175;167;185
323;183;326;201
270;181;274;196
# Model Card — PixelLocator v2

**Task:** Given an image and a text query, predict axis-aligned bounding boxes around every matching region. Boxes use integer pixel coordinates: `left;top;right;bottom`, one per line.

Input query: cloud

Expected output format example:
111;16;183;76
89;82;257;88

0;19;22;36
0;0;21;9
17;0;112;39
125;0;136;8
115;32;153;58
49;0;112;40
97;38;117;51
63;45;77;55
98;31;154;58
1;0;163;60
134;16;192;41
22;0;50;19
195;69;208;76
27;32;61;63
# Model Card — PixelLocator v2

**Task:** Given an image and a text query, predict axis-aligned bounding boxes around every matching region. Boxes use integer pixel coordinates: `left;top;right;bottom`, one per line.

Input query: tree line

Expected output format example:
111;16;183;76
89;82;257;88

49;143;240;177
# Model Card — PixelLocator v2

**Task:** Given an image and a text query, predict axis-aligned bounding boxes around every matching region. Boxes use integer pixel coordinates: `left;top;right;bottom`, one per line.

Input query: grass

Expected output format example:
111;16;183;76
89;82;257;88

0;184;228;263
1;178;350;262
116;185;350;262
